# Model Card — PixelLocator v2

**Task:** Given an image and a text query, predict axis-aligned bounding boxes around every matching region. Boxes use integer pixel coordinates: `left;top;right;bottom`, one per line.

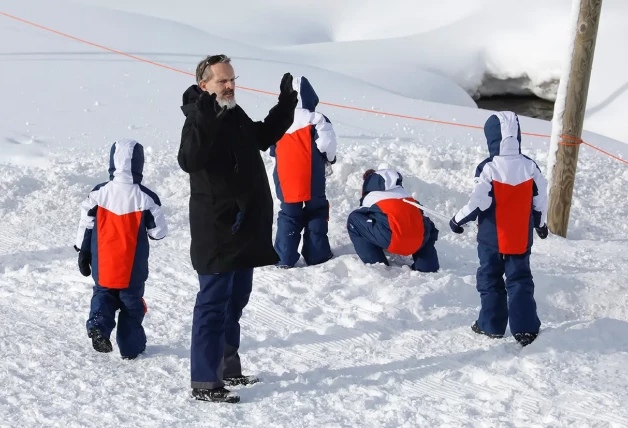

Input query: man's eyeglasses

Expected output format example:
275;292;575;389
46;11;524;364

197;54;230;83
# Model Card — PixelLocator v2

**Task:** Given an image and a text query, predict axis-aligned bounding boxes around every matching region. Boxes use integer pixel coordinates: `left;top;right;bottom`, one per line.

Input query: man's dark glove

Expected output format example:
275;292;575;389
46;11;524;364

278;73;298;106
449;217;464;234
196;91;227;118
535;224;549;239
74;246;92;277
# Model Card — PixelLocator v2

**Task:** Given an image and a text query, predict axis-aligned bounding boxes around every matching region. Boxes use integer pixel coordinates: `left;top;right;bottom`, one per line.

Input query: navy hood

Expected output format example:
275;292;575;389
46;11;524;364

181;84;203;116
293;76;319;112
484;111;522;158
108;139;144;184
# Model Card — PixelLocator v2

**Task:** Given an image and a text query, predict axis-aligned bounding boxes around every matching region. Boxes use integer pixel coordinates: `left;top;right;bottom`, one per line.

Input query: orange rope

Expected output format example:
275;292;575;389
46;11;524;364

582;141;628;164
0;12;195;77
558;135;584;147
2;11;626;166
556;135;627;164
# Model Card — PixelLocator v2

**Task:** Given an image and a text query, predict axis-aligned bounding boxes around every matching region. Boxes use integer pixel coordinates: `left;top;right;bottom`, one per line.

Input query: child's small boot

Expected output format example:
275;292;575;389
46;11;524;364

88;328;113;353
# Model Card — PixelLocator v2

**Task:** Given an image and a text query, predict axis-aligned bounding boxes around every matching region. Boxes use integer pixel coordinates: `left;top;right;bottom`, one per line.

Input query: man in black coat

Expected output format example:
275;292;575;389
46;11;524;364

178;54;297;403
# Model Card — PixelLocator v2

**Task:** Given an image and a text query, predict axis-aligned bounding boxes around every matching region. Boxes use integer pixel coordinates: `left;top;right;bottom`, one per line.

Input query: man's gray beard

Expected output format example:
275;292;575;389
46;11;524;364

217;97;237;110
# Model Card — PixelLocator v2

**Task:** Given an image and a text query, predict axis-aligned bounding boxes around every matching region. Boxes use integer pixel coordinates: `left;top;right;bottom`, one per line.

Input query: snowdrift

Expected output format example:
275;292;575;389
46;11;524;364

72;0;628;144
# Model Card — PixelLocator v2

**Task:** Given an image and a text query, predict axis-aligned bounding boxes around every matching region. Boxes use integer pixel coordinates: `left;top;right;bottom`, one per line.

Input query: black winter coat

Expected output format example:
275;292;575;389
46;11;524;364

178;85;296;274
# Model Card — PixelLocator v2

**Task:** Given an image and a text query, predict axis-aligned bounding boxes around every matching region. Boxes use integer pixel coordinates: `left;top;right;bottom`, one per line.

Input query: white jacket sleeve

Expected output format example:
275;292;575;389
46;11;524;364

454;165;494;225
312;112;337;163
75;191;98;251
532;163;548;226
145;196;168;240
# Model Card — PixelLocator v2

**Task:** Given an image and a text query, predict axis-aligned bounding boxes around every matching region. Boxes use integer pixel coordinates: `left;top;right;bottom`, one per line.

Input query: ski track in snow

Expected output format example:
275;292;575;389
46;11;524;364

1;132;628;427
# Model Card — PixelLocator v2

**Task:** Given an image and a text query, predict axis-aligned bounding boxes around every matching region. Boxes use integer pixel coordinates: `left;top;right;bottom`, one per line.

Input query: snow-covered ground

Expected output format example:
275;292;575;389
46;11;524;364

1;0;628;426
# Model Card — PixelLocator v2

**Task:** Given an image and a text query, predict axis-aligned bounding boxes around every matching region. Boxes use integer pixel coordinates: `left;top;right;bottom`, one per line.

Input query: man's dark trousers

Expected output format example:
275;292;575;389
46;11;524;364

190;268;253;389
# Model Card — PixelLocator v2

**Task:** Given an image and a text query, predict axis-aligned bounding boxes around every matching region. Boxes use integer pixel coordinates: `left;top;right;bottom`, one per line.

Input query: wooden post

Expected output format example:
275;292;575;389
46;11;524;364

548;0;603;237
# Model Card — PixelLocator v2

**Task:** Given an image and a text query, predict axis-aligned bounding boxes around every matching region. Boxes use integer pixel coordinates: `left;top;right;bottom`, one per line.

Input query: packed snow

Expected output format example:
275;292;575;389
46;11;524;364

1;0;628;427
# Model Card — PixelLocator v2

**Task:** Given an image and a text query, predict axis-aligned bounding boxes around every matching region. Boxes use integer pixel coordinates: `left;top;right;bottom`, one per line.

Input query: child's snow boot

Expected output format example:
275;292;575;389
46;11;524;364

88;328;113;353
192;387;240;403
121;345;146;360
514;332;538;347
471;321;504;339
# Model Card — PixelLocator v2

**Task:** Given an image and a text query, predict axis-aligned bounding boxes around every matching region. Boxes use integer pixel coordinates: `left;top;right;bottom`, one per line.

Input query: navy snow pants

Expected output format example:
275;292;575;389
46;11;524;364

190;268;253;389
476;244;541;336
347;211;440;272
411;227;440;273
274;196;332;267
86;283;147;358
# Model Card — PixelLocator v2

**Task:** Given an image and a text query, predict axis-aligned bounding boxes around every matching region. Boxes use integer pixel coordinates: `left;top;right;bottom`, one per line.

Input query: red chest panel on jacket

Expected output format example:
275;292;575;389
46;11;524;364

493;179;533;255
375;198;425;256
97;207;142;288
276;126;312;203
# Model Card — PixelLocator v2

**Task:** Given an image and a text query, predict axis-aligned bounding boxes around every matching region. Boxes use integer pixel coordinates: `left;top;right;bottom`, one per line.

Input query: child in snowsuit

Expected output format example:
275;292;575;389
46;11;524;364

449;111;548;347
270;75;337;268
74;139;168;359
347;167;440;272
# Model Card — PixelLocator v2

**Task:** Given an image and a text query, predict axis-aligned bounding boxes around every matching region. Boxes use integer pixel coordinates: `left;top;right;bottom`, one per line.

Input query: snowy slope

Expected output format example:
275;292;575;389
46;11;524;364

0;0;479;166
1;1;628;427
72;0;628;144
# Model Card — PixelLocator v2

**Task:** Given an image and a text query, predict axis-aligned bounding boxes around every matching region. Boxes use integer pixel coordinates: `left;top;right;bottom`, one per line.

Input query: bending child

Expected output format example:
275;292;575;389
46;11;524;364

347;167;440;272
